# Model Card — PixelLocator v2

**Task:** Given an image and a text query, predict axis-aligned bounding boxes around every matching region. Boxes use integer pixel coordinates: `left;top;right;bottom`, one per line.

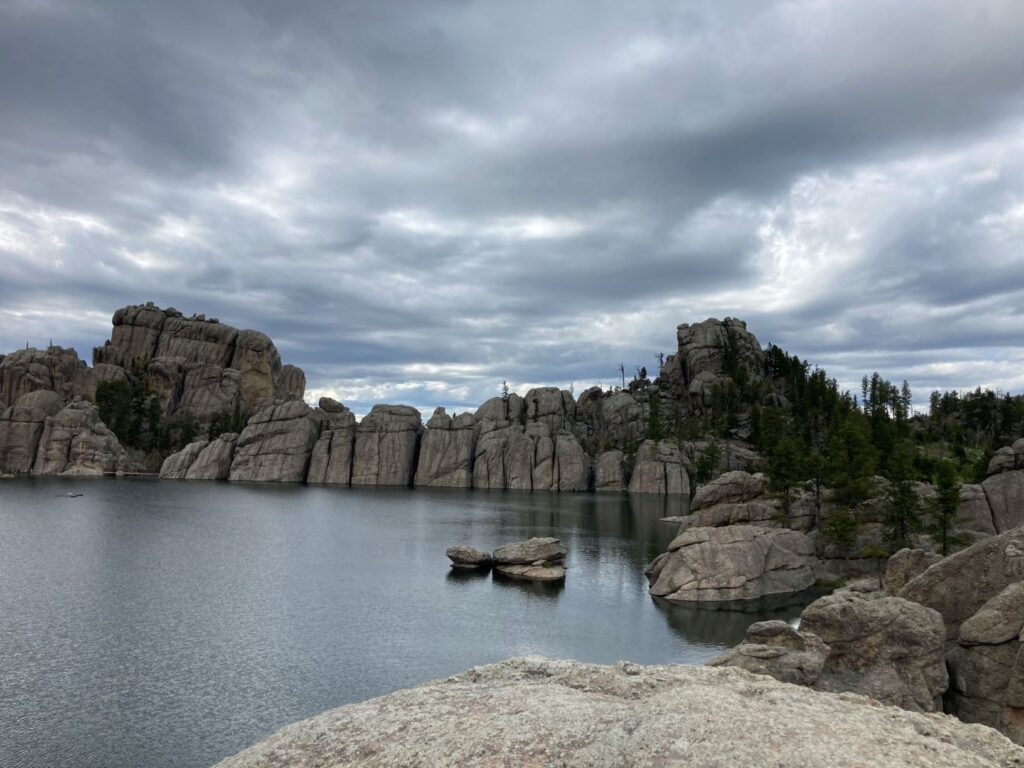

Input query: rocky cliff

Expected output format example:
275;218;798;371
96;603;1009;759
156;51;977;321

213;657;1023;768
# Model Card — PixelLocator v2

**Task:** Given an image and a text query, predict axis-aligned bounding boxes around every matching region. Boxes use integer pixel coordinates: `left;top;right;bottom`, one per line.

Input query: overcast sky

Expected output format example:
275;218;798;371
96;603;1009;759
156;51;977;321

2;0;1023;414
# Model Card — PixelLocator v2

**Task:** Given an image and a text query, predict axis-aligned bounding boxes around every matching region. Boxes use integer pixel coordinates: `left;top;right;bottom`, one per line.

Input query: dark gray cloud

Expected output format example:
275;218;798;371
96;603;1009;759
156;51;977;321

2;0;1023;415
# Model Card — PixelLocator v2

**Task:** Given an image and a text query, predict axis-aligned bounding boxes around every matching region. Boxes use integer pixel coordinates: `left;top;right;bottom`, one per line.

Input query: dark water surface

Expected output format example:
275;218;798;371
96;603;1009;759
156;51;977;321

0;478;810;768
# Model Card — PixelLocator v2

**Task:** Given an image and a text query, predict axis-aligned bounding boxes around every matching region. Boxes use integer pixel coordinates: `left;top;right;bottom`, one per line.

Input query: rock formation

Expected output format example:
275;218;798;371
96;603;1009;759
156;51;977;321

493;537;567;581
228;401;321;483
0;346;94;409
646;525;816;602
0;390;64;473
32;398;131;475
185;433;238;480
414;408;476;487
305;399;357;485
213;657;1024;768
627;439;689;495
883;548;943;594
351;405;423;486
712;589;949;713
445;545;492;569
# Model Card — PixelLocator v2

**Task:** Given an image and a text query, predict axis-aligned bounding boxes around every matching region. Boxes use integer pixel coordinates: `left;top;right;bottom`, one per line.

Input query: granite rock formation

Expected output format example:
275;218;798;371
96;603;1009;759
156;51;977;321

33;398;131;476
228;401;321;483
0;390;64;473
351;405;423;486
414;408;476;488
213;657;1024;768
646;525;816;602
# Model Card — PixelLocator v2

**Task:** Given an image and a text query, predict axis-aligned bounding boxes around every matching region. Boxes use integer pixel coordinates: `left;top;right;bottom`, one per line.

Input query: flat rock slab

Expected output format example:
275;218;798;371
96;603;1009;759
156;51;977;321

495;563;566;581
214;657;1024;768
492;537;566;565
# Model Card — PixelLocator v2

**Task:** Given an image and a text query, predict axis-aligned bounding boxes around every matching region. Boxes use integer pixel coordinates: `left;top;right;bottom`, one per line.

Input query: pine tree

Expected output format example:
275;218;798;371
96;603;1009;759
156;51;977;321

929;460;962;555
884;441;922;550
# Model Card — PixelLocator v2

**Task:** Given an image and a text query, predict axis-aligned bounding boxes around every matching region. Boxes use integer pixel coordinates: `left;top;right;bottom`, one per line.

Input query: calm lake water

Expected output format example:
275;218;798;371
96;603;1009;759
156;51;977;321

0;477;811;768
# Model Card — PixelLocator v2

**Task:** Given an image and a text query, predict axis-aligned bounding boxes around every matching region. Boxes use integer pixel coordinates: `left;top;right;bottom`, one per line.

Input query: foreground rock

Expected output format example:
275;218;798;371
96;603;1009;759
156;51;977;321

445;545;492;569
214;657;1024;768
493;537;567;581
884;547;943;594
712;590;951;713
646;525;816;602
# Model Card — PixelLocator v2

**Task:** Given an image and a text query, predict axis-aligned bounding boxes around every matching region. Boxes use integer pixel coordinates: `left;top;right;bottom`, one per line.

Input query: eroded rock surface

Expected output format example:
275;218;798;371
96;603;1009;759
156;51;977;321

415;408;476;488
228;401;321;482
351;405;422;486
0;390;64;473
628;439;689;495
646;525;816;602
214;657;1024;768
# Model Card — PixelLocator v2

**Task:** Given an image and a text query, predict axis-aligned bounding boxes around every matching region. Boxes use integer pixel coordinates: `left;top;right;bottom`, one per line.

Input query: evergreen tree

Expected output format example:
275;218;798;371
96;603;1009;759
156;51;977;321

929;460;962;555
767;435;804;514
883;441;922;550
646;391;663;441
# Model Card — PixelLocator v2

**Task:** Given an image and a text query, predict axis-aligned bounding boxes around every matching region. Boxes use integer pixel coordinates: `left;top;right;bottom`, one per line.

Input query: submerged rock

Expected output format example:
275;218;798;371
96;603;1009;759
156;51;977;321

213;657;1024;768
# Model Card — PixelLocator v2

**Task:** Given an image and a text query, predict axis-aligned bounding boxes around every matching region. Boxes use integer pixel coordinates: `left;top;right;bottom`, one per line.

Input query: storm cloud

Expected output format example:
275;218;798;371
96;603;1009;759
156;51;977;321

2;0;1023;414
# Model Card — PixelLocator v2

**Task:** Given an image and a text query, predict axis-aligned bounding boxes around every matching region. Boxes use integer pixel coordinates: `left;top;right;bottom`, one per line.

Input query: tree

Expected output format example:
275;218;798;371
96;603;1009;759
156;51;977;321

806;449;827;529
822;506;858;552
767;435;804;515
646;391;663;441
501;380;510;402
883;441;922;550
694;441;721;487
929;460;963;555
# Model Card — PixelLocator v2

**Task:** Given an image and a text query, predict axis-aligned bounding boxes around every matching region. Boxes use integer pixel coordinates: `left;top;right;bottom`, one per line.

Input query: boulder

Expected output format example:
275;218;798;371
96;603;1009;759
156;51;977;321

185;433;238;480
989;447;1018;475
212;657;1024;768
159;440;209;479
493;537;567;565
982;471;1024;532
708;620;829;687
692;471;766;510
594;449;626;491
0;390;64;473
800;590;948;712
899;525;1024;638
646;525;816;603
884;548;943;594
958;484;997;536
948;582;1024;744
445;545;492;569
229;400;321;482
415;408;476;488
33;398;131;476
628;439;689;495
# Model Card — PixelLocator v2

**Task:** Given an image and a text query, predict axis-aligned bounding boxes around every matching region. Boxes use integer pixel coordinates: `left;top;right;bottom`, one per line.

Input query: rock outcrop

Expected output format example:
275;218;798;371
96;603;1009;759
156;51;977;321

884;548;943;594
594;449;627;491
214;657;1024;768
159;439;210;479
185;433;238;480
982;470;1024;533
0;390;64;473
228;401;321;483
0;346;94;408
351;405;422;486
646;525;816;602
33;398;131;476
414;408;476;488
712;590;949;713
305;400;357;485
799;590;948;712
948;581;1024;743
628;439;689;495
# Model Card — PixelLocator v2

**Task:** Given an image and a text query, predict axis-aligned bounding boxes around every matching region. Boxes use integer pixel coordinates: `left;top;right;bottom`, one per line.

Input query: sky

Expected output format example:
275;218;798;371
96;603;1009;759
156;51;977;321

2;0;1023;416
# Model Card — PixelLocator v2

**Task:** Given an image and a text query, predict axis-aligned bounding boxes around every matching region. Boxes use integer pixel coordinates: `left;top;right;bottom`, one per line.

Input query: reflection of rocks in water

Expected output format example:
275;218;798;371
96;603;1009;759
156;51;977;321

446;568;491;584
492;569;564;599
652;590;827;649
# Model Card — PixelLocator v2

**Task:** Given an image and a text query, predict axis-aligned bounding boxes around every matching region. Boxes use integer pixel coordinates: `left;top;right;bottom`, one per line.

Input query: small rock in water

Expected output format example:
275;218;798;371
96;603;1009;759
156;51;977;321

446;545;493;569
494;563;566;582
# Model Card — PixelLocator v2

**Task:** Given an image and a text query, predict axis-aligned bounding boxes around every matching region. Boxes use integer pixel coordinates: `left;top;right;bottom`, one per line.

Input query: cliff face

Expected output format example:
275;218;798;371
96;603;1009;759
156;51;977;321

3;308;760;488
212;657;1024;768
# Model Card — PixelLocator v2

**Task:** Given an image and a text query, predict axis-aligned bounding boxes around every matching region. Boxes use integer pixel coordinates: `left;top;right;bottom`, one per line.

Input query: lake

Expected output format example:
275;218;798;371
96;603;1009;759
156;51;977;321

0;478;810;768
